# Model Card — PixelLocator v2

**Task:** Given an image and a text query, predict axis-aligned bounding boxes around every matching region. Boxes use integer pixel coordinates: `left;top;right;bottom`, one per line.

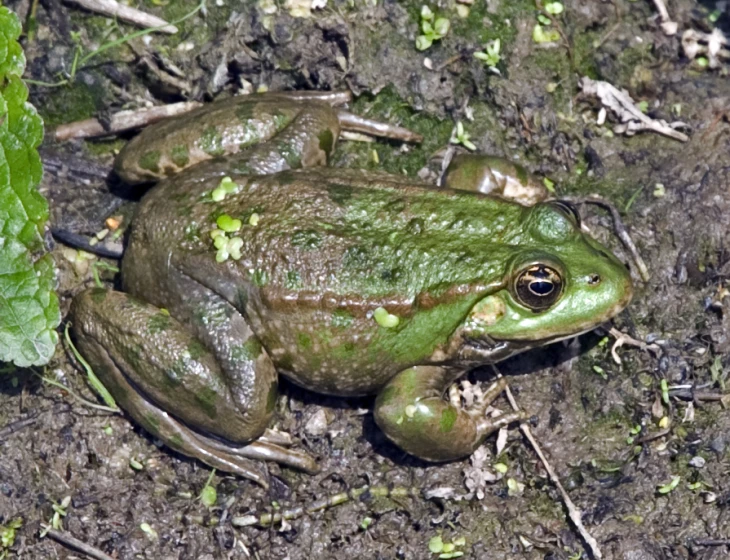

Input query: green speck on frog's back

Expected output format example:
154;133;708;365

170;144;190;168
138;150;161;173
200;126;225;157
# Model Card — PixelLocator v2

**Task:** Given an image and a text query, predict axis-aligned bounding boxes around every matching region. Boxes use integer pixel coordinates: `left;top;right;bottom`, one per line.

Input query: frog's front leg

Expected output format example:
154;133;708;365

70;289;318;487
374;366;525;462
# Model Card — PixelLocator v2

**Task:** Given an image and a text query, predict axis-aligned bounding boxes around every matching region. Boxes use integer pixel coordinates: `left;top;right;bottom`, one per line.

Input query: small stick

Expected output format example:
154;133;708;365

693;539;730;546
44;528;116;560
54;101;202;141
0;416;37;440
633;427;671;444
494;367;603;559
608;327;660;365
562;195;651;282
65;0;178;33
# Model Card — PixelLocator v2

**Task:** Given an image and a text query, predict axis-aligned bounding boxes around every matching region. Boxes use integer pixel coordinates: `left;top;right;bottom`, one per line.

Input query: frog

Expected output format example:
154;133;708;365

69;90;633;487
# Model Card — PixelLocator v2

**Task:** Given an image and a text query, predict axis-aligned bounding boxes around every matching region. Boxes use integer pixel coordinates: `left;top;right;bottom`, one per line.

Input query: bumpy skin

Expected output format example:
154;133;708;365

70;92;633;483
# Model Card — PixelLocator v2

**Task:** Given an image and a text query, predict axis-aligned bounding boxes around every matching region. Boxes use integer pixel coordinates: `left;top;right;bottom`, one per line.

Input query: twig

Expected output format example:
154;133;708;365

682;28;730;69
44;527;116;560
561;195;651;282
633;427;671;444
0;416;37;440
692;538;730;546
579;77;689;142
608;327;660;364
54;101;202;140
65;0;178;33
651;0;678;35
494;367;603;559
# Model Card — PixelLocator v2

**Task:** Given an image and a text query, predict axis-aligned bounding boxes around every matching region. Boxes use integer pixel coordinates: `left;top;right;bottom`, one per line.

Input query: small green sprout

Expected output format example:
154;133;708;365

359;517;373;530
536;13;551;25
653;183;665;197
140;523;158;539
216;214;242;233
199;469;217;508
102;425;113;436
129;457;144;471
532;24;560;43
211;176;241;202
416;5;450;51
592;364;607;379
657;475;680;494
709;9;721;23
42;496;71;535
493;462;508;474
429;536;444;553
1;518;22;550
544;2;564;15
542;177;555;192
373;307;399;328
451;121;477;151
248;212;260;226
660;378;669;404
474;38;501;68
636;100;649;113
506;478;525;496
697;56;709;67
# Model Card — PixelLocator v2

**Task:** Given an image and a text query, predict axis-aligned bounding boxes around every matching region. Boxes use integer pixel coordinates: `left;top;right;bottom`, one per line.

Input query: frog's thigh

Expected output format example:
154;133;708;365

70;289;275;444
374;366;525;462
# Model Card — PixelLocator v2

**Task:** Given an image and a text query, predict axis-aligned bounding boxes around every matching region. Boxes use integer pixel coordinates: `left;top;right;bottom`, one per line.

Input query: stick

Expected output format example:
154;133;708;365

0;416;37;440
494;367;603;559
65;0;178;33
562;195;651;282
44;528;116;560
54;101;202;140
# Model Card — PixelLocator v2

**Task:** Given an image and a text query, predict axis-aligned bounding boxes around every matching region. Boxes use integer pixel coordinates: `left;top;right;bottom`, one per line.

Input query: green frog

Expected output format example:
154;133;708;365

69;91;633;487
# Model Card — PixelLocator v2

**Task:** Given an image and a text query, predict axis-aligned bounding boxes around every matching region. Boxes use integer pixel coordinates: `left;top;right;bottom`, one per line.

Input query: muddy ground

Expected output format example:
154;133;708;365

2;0;730;558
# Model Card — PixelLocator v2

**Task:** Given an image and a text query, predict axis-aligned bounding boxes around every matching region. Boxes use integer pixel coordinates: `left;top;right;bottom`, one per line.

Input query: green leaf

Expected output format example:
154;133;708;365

0;7;59;367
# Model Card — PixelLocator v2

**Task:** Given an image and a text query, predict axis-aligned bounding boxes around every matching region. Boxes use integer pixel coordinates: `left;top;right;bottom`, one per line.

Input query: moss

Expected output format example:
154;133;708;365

333;85;453;176
38;81;103;127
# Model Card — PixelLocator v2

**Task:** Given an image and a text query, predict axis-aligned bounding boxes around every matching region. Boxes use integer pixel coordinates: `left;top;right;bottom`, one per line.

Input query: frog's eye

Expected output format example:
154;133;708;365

513;264;564;311
548;200;582;228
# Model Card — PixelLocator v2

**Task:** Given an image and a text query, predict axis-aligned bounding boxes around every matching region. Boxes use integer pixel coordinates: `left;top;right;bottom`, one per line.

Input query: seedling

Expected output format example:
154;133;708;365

416;6;450;51
474;39;501;69
450;121;476;151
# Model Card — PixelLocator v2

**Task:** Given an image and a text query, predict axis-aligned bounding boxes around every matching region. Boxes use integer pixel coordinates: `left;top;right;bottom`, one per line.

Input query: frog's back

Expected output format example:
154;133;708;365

124;167;528;395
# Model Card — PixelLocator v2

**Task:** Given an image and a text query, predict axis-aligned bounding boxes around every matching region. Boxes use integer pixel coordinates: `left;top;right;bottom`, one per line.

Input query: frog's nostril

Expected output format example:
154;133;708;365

588;273;601;285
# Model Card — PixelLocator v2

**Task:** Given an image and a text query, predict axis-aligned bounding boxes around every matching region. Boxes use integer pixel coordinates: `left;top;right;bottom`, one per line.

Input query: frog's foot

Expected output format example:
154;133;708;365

439;153;548;206
336;110;423;143
374;366;526;462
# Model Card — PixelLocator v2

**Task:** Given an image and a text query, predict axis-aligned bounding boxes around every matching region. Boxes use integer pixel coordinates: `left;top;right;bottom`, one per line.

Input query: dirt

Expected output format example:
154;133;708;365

2;0;730;558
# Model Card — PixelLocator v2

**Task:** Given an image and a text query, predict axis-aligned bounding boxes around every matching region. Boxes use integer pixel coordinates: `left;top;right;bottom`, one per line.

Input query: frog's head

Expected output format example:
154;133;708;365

462;201;633;350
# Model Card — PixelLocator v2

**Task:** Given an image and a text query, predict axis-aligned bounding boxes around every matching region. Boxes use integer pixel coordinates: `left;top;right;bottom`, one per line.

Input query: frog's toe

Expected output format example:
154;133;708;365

227;440;320;474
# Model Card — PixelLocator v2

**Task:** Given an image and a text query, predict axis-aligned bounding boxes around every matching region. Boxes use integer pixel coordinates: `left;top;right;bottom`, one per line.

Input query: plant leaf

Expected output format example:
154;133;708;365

0;7;59;367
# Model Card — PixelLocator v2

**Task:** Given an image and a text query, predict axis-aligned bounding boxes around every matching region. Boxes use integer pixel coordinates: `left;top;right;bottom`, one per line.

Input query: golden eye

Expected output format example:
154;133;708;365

513;264;564;311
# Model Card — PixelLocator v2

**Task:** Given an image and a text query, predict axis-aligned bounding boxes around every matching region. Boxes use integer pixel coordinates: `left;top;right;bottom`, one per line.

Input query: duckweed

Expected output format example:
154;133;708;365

373;307;400;328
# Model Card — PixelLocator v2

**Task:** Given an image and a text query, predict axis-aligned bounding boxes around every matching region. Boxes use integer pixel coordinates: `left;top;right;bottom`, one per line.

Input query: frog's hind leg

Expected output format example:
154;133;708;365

374;366;526;462
69;289;318;485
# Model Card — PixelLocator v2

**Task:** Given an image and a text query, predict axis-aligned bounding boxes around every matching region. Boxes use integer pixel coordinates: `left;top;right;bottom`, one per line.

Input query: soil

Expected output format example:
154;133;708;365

2;0;730;558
